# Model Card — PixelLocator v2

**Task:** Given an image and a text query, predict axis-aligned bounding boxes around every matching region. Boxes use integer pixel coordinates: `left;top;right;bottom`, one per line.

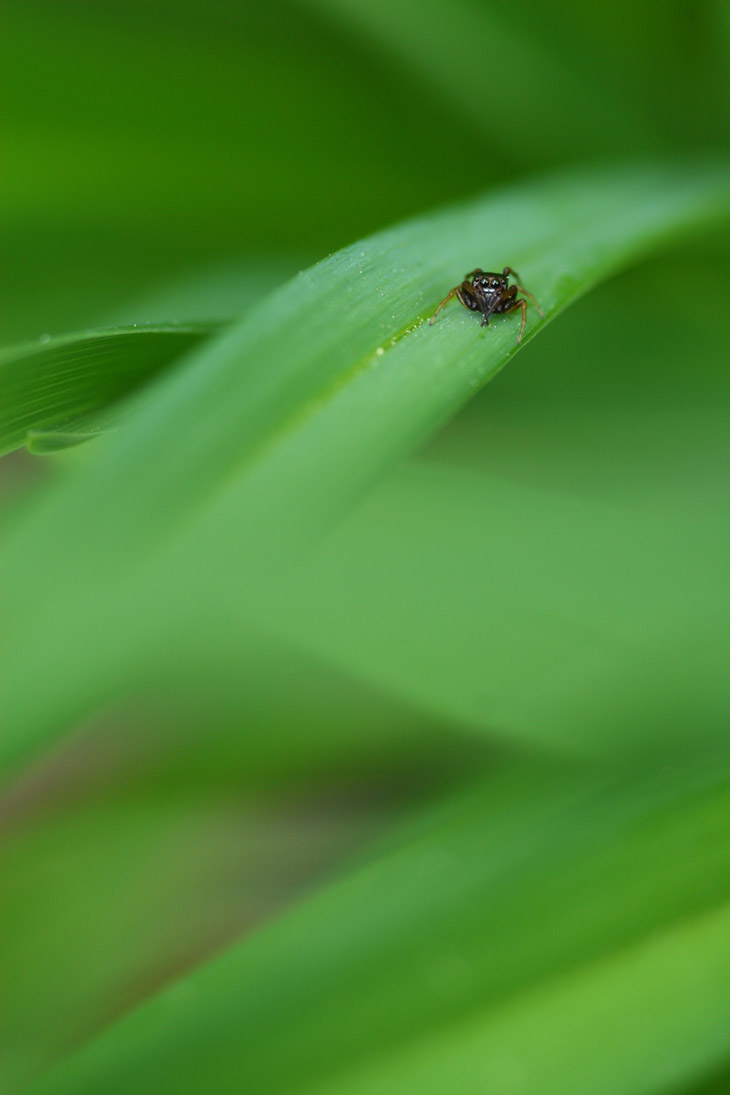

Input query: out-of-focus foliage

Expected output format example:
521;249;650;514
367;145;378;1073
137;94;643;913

2;1;730;1093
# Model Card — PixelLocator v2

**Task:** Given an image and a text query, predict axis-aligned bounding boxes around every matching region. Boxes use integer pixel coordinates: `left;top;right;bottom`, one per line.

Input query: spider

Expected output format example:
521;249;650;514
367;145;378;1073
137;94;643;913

429;266;544;343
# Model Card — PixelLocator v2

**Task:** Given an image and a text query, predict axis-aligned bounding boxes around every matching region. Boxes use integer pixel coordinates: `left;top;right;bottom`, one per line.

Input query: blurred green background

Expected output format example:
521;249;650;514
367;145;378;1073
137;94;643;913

2;1;730;1093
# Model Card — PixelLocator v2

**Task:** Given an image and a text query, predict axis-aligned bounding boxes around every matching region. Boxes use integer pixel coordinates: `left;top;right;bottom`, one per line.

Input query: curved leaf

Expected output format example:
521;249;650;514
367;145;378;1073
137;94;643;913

1;161;729;774
0;324;217;456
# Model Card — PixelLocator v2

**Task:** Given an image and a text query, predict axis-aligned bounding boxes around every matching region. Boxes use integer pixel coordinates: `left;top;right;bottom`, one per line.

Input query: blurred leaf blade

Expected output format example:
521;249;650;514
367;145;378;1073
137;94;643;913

303;0;653;161
0;773;410;1094
257;459;730;757
2;160;730;775
303;898;730;1095
22;756;730;1095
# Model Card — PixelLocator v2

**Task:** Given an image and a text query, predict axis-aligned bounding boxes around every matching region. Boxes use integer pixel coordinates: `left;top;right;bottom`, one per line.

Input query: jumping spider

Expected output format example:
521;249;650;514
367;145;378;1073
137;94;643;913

429;266;544;343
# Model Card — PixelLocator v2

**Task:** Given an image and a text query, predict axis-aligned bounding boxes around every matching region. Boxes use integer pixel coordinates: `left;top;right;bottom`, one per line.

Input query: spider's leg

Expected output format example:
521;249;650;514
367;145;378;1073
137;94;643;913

515;285;544;318
503;297;528;343
456;283;480;311
429;285;459;324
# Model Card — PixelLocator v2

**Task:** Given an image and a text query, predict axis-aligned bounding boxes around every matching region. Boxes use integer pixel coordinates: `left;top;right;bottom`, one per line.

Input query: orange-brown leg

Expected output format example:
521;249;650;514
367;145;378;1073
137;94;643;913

503;267;545;318
430;281;478;323
514;284;545;318
504;297;528;343
429;286;459;324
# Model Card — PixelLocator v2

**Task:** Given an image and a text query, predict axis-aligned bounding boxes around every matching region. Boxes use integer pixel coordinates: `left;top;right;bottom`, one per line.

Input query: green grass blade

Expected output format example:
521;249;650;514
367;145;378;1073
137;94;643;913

303;902;730;1095
258;460;730;757
0;776;412;1093
22;757;730;1095
24;430;106;454
2;162;730;774
0;325;218;456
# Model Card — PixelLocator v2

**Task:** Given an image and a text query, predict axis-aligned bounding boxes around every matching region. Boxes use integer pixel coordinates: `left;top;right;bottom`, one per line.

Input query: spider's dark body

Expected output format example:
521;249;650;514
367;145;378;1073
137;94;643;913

429;266;543;343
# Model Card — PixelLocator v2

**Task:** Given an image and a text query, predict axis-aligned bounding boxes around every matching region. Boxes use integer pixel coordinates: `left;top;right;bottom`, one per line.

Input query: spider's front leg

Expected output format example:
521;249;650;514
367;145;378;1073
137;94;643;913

516;285;545;318
504;297;528;343
429;280;478;324
429;286;458;324
503;267;544;318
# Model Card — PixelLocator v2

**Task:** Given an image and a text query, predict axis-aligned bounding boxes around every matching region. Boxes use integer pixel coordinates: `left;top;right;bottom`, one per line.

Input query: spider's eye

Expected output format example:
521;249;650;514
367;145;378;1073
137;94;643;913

492;279;500;288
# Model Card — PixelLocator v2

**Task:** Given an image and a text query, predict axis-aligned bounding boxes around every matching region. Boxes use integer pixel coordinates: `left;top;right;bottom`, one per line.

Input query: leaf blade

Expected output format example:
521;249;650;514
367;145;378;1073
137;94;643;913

2;161;730;774
0;324;218;456
22;757;730;1095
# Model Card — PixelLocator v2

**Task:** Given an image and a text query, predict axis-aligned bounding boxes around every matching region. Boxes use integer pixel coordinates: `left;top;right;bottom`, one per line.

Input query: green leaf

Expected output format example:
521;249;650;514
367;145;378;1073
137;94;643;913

22;756;730;1095
2;161;729;775
0;776;412;1093
0;325;217;457
24;430;106;454
259;459;730;757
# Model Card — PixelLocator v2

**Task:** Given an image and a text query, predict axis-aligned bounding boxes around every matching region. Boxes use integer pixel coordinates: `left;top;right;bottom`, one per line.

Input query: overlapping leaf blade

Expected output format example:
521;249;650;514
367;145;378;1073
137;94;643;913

0;325;217;456
2;162;730;775
23;754;730;1095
